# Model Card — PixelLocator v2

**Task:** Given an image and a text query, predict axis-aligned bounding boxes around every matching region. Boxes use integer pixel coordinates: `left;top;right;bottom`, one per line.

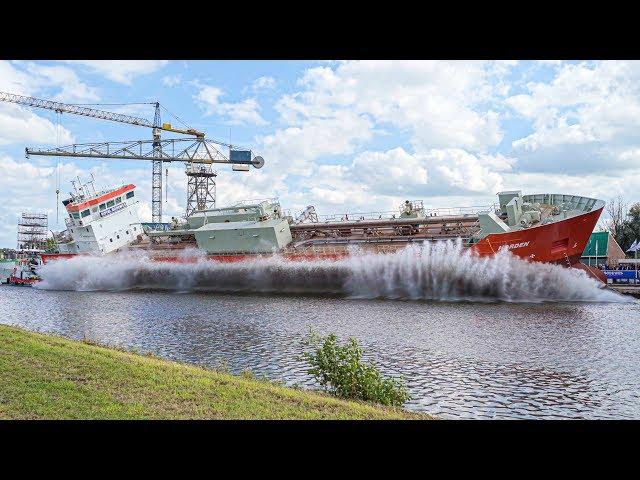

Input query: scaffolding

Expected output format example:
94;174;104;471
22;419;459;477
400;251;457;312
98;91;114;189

17;212;48;252
185;163;216;218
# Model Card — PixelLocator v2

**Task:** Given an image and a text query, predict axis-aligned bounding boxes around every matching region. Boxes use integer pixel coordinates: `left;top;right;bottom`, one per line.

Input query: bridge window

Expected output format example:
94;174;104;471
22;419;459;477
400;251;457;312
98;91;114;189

126;191;134;199
115;197;122;204
71;212;80;219
107;200;115;208
99;203;106;211
81;209;90;218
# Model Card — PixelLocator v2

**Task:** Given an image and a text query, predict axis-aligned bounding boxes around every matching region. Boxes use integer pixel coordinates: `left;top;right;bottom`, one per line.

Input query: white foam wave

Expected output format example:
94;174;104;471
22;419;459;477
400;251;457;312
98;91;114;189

34;242;630;303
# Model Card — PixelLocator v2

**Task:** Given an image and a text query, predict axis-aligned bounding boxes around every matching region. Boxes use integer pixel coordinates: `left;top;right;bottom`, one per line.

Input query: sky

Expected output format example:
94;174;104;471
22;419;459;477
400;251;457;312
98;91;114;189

0;60;637;247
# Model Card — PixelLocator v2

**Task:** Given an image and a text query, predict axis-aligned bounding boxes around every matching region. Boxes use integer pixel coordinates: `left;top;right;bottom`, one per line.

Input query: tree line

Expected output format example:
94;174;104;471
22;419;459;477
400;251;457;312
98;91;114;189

606;197;640;252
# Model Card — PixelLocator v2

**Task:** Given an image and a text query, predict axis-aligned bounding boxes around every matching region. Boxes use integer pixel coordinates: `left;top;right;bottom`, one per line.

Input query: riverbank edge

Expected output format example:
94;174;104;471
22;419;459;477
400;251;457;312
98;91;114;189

609;285;640;299
0;325;426;420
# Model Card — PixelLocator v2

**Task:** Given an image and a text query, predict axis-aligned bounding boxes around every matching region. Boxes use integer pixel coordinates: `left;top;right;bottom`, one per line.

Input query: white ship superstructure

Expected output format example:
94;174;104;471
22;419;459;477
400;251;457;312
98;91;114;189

55;182;143;255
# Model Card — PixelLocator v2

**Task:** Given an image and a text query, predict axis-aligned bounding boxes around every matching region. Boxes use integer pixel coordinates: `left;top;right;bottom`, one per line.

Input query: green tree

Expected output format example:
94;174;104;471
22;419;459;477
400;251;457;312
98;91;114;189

619;203;640;252
43;237;58;253
606;199;640;252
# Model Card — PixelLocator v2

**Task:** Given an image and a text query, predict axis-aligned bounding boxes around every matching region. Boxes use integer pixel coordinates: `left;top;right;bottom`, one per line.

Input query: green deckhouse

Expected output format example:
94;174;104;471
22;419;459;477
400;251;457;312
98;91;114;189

147;199;293;254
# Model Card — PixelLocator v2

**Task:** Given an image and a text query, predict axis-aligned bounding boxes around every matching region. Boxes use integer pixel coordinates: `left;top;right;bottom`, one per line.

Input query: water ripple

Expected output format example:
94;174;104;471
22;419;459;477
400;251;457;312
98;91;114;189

3;278;639;418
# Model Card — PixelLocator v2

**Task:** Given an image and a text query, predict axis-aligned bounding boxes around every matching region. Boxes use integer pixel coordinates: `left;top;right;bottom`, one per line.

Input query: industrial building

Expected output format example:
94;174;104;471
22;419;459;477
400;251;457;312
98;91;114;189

580;231;626;267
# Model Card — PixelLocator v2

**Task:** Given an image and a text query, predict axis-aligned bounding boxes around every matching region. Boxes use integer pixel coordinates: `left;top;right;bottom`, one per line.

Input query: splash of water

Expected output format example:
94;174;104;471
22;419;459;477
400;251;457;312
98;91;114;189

34;242;629;303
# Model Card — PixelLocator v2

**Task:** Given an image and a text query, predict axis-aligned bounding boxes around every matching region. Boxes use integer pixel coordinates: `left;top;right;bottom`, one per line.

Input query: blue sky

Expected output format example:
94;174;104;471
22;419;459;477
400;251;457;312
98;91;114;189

0;60;637;247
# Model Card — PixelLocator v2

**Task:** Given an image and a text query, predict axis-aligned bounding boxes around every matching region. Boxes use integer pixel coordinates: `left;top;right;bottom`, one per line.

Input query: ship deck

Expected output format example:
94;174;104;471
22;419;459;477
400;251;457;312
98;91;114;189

127;194;604;260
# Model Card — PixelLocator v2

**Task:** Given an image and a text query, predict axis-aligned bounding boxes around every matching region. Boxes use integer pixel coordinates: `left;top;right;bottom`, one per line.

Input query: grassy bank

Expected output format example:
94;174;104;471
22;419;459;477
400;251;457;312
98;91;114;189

0;325;423;419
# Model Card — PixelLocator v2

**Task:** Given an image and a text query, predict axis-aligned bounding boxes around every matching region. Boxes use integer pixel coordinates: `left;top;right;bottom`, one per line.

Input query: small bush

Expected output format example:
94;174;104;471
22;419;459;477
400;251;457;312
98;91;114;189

301;331;410;407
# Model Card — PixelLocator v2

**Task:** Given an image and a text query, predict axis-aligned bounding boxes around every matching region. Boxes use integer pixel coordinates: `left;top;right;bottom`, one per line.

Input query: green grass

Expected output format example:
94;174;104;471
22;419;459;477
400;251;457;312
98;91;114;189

0;325;427;420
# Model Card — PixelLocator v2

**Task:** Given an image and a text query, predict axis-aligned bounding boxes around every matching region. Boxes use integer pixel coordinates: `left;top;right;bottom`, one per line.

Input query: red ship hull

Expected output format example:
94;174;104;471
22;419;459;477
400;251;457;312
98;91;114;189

472;206;603;267
6;275;39;286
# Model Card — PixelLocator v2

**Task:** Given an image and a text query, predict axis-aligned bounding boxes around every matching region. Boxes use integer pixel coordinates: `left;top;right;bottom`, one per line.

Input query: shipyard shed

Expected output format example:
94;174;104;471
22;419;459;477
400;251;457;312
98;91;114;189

580;231;626;267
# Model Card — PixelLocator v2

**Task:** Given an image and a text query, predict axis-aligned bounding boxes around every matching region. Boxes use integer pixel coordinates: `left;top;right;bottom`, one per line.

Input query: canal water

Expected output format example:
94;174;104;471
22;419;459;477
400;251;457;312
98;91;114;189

1;244;638;419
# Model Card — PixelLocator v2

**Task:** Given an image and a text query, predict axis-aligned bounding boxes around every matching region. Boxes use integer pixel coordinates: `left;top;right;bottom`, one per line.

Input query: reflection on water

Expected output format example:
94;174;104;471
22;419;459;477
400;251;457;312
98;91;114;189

1;286;639;419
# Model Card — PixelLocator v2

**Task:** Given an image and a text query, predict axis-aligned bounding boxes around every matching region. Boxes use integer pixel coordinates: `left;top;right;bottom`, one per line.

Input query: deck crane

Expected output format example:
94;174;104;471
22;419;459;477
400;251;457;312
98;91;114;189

0;91;265;223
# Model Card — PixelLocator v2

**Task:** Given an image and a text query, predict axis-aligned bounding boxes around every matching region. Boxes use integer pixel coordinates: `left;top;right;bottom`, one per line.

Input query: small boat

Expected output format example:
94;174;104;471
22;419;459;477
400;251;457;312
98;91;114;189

3;258;40;286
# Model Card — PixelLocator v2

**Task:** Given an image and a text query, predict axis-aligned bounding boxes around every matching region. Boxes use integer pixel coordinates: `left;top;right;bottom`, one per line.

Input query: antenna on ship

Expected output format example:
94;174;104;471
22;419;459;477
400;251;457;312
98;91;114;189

87;173;98;197
76;176;86;199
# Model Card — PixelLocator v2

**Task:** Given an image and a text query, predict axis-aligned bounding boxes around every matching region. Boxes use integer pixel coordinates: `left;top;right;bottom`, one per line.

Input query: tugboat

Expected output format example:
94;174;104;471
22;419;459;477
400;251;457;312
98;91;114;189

5;258;40;286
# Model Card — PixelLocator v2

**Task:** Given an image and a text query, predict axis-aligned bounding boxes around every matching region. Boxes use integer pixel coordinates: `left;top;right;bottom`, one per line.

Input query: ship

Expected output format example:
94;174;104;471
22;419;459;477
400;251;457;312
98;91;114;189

2;259;40;286
38;180;607;282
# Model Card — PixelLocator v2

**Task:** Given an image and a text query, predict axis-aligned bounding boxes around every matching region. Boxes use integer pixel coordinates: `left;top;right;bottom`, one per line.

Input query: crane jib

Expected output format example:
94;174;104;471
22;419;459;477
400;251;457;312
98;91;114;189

24;138;260;166
0;91;154;128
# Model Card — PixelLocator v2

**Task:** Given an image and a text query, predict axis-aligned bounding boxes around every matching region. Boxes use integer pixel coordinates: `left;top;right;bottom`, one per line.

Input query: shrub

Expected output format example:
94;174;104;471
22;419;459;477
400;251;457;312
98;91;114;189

301;331;410;407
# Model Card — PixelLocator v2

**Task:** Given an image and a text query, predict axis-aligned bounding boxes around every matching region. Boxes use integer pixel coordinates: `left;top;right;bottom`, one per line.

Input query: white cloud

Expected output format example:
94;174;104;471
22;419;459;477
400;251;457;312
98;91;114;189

500;60;640;204
194;84;267;125
256;61;518;209
0;61;89;146
274;146;515;220
349;147;512;198
162;74;182;87
0;61;34;95
0;104;74;146
0;156;82;246
23;63;99;103
251;76;276;92
257;110;373;175
506;61;640;175
136;201;152;222
275;61;510;154
65;60;168;85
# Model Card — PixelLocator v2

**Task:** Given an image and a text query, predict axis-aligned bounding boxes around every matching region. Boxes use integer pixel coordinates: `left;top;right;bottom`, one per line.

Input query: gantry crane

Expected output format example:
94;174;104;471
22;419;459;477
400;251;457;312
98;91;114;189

0;91;264;223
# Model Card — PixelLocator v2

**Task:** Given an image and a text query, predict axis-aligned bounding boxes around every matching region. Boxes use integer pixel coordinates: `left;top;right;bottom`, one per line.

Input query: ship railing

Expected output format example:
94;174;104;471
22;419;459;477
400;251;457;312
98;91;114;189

429;204;496;216
230;197;279;207
313;204;496;223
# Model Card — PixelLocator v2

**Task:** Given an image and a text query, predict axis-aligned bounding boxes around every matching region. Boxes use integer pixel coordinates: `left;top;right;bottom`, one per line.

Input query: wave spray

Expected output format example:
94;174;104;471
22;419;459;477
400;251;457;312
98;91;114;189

35;241;628;303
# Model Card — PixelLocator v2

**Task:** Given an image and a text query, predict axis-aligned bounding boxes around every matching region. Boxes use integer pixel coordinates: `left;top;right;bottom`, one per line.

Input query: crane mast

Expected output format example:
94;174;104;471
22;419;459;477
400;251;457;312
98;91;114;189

0;91;263;223
152;102;163;223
